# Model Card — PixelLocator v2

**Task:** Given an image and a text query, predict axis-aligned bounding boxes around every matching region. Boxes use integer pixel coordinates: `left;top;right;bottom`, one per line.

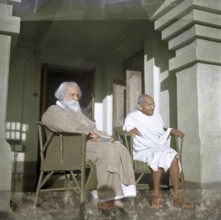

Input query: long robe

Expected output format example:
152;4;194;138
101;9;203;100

42;104;136;201
123;110;181;172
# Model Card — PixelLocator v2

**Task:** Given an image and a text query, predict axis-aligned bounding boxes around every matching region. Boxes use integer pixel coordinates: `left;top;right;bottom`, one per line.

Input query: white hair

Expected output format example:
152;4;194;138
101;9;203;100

137;94;152;105
54;82;82;100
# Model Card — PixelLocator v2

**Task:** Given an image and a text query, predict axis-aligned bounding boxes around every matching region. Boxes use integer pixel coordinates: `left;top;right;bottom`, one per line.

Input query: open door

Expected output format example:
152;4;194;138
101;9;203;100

112;80;126;128
126;70;142;114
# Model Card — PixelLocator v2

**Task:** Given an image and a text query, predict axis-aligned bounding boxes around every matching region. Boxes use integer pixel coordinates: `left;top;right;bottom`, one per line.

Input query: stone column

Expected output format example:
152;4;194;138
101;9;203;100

0;1;20;214
152;0;221;187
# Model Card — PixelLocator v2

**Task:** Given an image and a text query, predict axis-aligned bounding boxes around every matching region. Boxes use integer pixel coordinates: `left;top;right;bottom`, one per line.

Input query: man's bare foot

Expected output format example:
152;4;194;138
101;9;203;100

97;201;114;209
173;197;192;208
151;192;162;208
97;200;124;209
113;200;124;208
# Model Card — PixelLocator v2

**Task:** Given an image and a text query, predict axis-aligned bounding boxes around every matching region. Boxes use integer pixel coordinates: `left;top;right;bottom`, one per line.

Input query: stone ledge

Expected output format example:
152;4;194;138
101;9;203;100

151;0;182;20
170;46;196;72
152;0;221;21
162;10;195;40
0;3;20;34
155;0;193;31
169;40;221;71
154;0;221;31
0;3;13;17
162;9;221;41
169;24;221;50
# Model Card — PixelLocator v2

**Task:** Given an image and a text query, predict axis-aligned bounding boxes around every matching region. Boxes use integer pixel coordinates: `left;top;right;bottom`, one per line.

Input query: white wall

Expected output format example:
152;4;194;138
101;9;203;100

144;29;176;128
96;61;123;134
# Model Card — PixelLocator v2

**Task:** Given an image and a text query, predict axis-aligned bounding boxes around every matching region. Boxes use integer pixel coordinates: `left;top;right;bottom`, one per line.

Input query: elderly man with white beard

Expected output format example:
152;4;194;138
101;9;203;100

42;82;136;209
123;94;192;209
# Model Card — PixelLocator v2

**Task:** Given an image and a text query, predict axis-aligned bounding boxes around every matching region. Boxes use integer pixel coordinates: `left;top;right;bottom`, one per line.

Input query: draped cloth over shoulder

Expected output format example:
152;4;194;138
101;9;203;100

123;110;181;172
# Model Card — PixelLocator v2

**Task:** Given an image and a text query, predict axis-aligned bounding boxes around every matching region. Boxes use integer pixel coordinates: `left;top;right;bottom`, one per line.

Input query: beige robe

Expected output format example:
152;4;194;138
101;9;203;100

42;105;135;200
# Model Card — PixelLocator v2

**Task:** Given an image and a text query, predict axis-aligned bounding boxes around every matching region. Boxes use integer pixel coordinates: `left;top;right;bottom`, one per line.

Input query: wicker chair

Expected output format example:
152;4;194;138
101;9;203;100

34;122;97;206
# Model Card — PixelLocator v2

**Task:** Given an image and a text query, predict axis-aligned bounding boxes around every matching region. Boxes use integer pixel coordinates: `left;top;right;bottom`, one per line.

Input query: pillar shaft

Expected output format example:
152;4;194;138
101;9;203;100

0;1;20;213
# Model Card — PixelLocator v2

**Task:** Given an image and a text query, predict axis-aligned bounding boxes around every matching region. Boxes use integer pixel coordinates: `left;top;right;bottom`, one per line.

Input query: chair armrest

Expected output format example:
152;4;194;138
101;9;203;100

174;136;184;162
113;126;134;158
37;121;87;137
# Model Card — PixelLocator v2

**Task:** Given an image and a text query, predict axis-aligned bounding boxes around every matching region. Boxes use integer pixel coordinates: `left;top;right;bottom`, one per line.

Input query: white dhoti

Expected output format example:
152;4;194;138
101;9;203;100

134;147;180;172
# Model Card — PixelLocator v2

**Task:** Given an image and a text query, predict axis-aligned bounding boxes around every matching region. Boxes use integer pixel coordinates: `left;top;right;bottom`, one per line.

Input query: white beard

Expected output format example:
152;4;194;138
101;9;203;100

61;99;81;113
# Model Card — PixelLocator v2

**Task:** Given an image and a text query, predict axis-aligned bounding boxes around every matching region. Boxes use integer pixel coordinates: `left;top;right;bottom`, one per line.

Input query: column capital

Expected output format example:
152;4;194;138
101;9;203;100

151;0;221;71
151;0;221;24
0;2;20;35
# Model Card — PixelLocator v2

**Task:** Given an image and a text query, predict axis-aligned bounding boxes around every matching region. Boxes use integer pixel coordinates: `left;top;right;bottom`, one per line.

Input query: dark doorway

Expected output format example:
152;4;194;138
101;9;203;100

40;64;95;120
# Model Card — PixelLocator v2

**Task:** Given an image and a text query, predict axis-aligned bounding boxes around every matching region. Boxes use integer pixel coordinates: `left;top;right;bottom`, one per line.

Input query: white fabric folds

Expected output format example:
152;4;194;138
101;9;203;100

123;110;181;172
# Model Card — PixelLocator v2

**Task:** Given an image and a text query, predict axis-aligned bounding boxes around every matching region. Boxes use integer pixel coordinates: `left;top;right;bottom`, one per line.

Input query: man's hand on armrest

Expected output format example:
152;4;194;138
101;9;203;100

89;133;114;143
170;128;185;138
128;128;141;137
89;133;100;142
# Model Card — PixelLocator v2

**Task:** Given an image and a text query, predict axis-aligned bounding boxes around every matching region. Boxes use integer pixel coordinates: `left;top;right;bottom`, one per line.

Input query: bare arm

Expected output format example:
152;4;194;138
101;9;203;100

170;128;185;138
89;133;114;143
128;127;141;137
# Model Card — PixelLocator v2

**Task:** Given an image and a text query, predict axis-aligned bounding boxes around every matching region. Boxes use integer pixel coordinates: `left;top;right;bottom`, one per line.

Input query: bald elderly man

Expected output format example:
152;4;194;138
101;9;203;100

42;81;136;209
123;94;191;208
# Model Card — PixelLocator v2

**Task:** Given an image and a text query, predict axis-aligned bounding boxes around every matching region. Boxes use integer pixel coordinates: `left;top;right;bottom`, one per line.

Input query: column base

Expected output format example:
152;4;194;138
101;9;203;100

0;191;12;217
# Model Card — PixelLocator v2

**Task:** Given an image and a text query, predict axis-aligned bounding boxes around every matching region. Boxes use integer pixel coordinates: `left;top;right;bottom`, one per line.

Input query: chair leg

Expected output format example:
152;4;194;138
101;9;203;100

34;171;44;206
80;169;86;205
85;162;97;191
180;171;187;199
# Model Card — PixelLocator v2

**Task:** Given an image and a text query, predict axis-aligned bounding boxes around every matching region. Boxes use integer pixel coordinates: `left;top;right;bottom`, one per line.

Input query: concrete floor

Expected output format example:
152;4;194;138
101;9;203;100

4;188;221;220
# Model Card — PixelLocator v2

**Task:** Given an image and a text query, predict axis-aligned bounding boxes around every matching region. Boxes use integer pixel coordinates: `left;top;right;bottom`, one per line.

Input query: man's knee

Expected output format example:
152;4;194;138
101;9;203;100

171;156;179;166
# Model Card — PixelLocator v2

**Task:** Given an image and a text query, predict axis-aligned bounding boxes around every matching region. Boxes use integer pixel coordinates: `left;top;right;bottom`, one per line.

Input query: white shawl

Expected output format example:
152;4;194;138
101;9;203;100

123;110;172;154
